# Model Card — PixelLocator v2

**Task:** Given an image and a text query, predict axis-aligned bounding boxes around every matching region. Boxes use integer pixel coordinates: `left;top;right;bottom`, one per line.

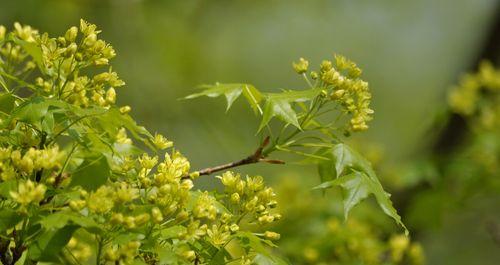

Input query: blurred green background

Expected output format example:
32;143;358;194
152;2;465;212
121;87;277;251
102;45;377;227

1;0;499;264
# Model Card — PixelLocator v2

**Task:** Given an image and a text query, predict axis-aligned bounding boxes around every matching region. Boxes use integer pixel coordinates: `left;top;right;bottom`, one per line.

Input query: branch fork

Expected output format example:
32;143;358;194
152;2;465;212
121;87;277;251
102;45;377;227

182;136;284;179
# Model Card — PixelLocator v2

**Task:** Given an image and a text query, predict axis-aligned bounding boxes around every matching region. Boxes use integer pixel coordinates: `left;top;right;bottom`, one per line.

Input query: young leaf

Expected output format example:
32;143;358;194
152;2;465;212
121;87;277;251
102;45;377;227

314;143;408;234
0;93;16;114
331;143;375;179
242;84;263;114
11;96;50;124
258;98;300;131
27;224;80;262
0;208;23;232
13;37;44;68
264;88;322;102
69;153;110;191
257;88;322;131
0;179;17;198
237;231;278;261
39;211;101;233
253;253;290;265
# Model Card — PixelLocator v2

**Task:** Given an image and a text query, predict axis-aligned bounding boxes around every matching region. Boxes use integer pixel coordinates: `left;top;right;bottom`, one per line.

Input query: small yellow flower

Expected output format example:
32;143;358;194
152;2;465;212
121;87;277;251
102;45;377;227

119;105;132;114
152;133;173;150
292;57;309;74
10;180;46;206
264;231;280;240
65;26;78;42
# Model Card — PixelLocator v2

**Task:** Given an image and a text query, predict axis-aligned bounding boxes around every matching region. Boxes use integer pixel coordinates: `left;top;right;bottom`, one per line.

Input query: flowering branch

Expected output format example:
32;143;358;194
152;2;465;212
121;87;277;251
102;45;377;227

183;136;284;179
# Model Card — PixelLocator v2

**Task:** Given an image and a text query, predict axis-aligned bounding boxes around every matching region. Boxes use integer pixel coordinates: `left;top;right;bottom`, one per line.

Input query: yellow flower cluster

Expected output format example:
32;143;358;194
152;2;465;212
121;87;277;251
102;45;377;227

325;55;373;132
64;143;280;262
219;171;280;225
293;54;374;132
0;21;283;264
10;146;63;174
104;241;141;264
448;61;500;129
2;20;124;108
10;180;46;206
0;146;63;182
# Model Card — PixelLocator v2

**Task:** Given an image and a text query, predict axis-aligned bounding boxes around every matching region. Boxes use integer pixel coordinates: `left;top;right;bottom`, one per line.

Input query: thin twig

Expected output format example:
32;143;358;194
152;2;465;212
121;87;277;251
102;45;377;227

181;136;284;179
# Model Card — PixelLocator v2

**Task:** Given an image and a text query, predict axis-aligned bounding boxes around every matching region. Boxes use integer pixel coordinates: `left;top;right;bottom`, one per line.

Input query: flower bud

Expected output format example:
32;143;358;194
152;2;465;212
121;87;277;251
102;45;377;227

310;71;318;80
320;60;333;72
181;179;194;190
152;207;163;223
94;40;105;51
46;176;56;184
176;210;189;221
104;248;119;261
264;231;280;240
105;88;116;104
134;213;150;226
292;57;309;74
65;26;78;42
75;52;83;61
0;26;5;40
229;223;239;232
57;37;66;45
267;200;278;208
119;105;131;114
94;58;109;66
189;171;200;179
66;43;78;55
320;89;328;97
124;216;136;229
230;193;240;203
182;250;196;261
331;89;345;100
273;213;282;221
83;33;97;47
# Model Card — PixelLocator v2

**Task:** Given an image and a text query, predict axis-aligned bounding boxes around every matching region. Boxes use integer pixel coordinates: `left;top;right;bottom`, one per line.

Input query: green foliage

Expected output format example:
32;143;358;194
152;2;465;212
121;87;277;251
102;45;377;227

187;56;406;233
314;144;407;233
0;21;285;264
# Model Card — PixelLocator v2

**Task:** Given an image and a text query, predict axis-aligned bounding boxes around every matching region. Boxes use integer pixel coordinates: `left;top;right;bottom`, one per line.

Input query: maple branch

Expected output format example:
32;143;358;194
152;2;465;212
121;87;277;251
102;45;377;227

182;136;284;179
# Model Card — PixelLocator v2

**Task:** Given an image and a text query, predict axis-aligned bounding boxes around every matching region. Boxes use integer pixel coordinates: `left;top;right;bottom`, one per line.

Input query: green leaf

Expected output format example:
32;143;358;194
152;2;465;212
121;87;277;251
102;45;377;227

316;148;337;184
11;97;49;124
69;153;110;191
264;88;322;102
314;144;408;234
237;232;278;260
0;180;17;198
315;171;370;219
13;38;44;68
0;208;23;232
98;108;154;150
241;84;263;114
160;225;186;239
253;254;290;265
257;88;322;131
258;98;300;131
41;111;55;134
331;143;374;179
185;83;264;112
39;211;101;233
0;93;16;114
28;224;79;261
